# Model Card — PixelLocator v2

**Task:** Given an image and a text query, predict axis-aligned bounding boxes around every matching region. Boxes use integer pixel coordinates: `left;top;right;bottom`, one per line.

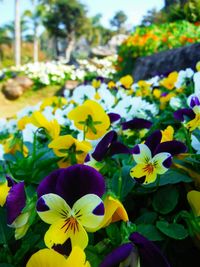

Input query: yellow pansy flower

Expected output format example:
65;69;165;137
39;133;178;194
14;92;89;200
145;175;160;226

137;80;151;97
40;96;67;111
153;89;161;99
26;247;90;267
119;75;133;89
161;126;174;142
29;111;60;139
18;116;32;130
97;195;129;229
48;135;92;167
186;104;200;132
160;71;178;90
107;81;116;89
3;135;28;156
68;100;110;140
196;61;200;72
92;79;101;89
0;180;11;207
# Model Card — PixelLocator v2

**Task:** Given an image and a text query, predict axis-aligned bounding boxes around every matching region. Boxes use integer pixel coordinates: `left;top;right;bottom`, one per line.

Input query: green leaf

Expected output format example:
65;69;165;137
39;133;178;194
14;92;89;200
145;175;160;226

159;170;192;185
106;224;121;245
137;224;164;241
156;221;188;240
86;246;102;267
0;208;13;245
135;211;157;224
152;185;179;214
121;166;135;200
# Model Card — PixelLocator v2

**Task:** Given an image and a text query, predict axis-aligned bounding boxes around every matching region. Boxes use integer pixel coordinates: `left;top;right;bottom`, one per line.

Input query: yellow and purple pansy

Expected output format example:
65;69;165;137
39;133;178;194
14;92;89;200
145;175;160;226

36;164;105;249
174;95;200;132
130;130;187;184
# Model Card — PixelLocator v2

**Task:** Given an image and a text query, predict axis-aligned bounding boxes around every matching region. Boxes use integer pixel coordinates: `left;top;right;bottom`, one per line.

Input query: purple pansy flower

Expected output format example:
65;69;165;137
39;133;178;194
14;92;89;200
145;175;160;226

100;232;171;267
92;130;132;162
122;118;152;130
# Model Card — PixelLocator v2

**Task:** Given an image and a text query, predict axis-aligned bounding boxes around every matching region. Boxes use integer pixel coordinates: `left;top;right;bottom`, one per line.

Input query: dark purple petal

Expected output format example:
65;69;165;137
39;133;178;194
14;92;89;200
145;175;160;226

132;144;140;154
122;118;152;130
37;197;50;212
155;141;187;156
37;165;105;207
109;142;132;156
108;113;121;123
92;202;104;216
129;232;171;267
37;169;60;197
174;108;195;122
84;154;90;163
190;96;200;108
6;182;26;225
53;239;72;256
92;131;117;161
163;156;172;168
145;130;162;155
99;243;134;267
6;175;15;187
161;92;168;97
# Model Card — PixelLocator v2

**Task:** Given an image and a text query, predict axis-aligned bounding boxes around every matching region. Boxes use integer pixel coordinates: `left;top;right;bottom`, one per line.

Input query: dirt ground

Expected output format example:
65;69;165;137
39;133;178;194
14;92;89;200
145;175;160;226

0;85;61;119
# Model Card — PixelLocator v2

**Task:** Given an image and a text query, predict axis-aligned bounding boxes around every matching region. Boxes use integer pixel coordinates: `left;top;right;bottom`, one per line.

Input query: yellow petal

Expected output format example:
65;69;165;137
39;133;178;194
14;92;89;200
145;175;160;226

98;196;129;228
15;223;30;240
0;181;10;207
26;248;67;267
37;193;71;224
161;126;174;142
66;246;91;267
72;194;104;230
45;219;88;249
187;190;200;217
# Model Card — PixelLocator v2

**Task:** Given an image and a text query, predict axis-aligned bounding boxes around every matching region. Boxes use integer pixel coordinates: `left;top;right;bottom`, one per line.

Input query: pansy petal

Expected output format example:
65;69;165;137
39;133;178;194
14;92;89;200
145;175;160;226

155;140;187;156
26;248;68;267
132;144;152;164
44;219;88;249
66;246;91;267
187;190;200;217
130;163;146;178
98;196;128;228
153;153;172;174
37;165;105;207
108;113;121;123
72;194;104;230
109;142;132;156
174;108;195;122
129;232;171;267
92;131;117;161
37;193;71;224
145;130;162;155
122;118;152;130
6;182;26;225
99;243;135;267
55;165;105;206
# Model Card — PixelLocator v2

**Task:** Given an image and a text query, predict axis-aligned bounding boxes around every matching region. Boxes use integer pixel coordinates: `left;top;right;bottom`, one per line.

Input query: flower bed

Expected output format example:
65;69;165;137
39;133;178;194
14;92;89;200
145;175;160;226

1;65;200;266
116;20;200;76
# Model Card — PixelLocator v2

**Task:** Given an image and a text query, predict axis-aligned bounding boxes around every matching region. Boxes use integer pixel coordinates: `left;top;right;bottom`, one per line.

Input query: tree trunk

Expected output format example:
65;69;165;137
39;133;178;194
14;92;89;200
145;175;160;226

65;31;75;63
14;0;21;66
33;23;39;63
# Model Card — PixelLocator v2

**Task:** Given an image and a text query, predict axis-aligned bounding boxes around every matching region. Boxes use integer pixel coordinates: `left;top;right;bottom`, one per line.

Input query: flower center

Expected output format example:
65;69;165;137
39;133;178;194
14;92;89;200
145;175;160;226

143;163;154;175
61;216;79;234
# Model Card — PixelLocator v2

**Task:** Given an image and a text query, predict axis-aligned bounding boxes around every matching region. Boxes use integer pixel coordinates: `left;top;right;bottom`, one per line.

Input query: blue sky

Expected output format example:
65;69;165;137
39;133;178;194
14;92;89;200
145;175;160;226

0;0;164;28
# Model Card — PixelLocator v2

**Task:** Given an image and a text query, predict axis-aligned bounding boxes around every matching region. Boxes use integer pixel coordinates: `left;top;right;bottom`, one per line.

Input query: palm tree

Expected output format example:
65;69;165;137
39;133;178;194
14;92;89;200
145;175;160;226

14;0;21;66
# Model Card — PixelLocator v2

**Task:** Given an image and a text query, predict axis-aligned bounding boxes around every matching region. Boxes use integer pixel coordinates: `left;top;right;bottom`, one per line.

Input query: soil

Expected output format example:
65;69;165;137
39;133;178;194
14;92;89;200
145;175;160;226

0;84;61;119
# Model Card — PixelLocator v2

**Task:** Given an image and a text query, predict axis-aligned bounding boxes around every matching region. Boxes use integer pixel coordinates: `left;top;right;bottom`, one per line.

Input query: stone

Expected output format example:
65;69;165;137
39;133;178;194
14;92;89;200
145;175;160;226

132;43;200;82
65;80;79;90
14;76;33;92
2;79;24;100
